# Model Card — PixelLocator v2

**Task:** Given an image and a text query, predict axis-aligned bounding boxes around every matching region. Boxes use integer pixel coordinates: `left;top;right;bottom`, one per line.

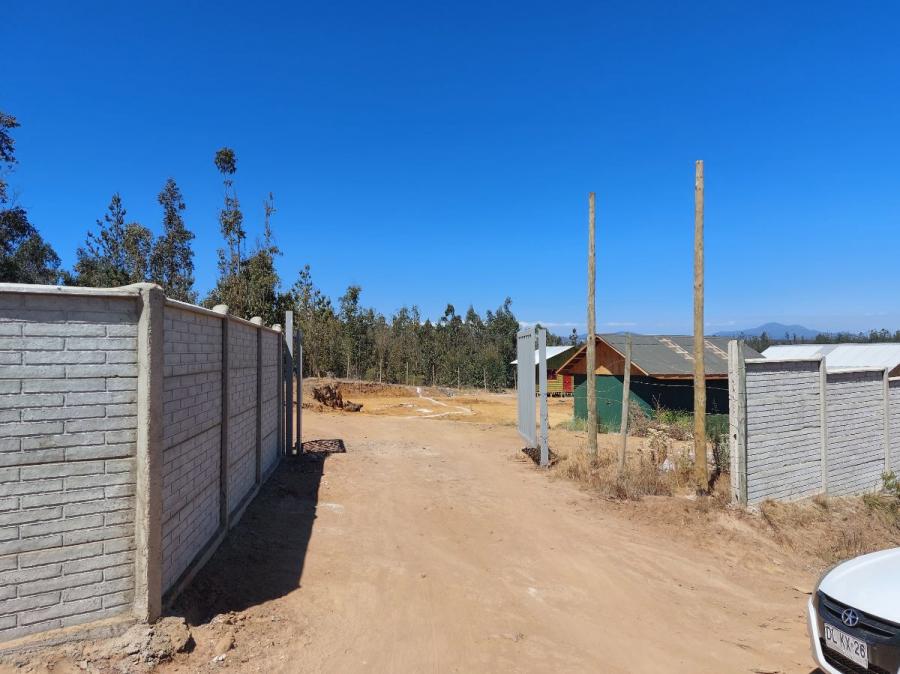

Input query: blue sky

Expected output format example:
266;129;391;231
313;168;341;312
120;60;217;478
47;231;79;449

5;1;899;334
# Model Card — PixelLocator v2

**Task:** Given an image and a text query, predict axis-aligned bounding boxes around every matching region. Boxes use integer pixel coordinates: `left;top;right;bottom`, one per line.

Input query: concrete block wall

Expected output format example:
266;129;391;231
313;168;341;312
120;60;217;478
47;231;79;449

731;345;897;505
226;320;258;516
826;370;886;496
0;290;139;642
261;331;279;476
890;379;900;474
743;360;823;504
160;305;223;593
0;285;289;645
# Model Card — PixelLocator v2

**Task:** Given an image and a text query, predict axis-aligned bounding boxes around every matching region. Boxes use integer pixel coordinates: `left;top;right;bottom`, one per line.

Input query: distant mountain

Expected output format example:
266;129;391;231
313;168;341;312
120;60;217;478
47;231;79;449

713;322;821;339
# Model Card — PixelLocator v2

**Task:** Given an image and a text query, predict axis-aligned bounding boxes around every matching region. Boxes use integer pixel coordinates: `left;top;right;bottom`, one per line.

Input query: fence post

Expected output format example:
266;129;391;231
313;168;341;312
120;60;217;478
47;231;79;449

727;340;747;505
213;305;230;533
273;324;283;460
297;329;303;451
538;328;549;467
618;333;632;477
251;317;263;484
819;358;829;495
134;284;164;622
884;368;892;474
285;311;294;456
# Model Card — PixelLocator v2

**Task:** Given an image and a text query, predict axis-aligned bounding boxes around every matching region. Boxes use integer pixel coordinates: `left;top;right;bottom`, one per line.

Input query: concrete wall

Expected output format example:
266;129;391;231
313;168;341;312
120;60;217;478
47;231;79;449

0;289;139;642
260;331;280;476
0;285;289;645
730;346;897;505
160;305;222;593
890;379;900;475
744;360;823;504
826;370;886;496
226;320;258;516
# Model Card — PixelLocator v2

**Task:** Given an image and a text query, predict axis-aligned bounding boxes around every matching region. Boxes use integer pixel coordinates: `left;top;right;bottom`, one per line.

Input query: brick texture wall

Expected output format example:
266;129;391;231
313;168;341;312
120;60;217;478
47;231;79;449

226;320;257;515
160;306;222;593
0;287;287;644
0;292;139;641
261;331;279;476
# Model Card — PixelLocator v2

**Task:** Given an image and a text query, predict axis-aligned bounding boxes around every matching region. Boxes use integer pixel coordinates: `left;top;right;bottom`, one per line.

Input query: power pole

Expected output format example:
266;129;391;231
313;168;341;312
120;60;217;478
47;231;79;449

617;333;632;477
586;192;598;458
693;160;708;493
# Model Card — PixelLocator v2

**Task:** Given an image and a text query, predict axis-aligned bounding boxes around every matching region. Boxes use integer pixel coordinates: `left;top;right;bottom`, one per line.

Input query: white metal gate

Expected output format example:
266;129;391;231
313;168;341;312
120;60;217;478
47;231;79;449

516;327;536;448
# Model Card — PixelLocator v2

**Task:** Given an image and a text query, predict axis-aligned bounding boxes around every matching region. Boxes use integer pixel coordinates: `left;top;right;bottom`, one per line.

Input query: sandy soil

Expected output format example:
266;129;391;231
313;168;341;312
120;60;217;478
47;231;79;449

162;413;813;673
2;391;820;673
303;379;574;427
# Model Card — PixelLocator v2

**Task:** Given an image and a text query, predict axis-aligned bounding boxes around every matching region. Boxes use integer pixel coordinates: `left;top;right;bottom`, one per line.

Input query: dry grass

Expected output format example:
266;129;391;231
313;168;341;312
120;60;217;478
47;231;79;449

552;444;692;500
547;427;900;571
758;493;900;567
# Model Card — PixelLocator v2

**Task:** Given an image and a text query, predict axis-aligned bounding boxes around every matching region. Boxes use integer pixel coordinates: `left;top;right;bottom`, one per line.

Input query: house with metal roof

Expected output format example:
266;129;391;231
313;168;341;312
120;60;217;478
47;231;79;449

763;343;900;376
556;334;761;428
511;345;579;395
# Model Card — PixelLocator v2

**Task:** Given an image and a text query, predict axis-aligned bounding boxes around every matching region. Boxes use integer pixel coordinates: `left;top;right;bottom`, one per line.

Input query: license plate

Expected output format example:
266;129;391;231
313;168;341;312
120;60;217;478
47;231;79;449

824;623;868;668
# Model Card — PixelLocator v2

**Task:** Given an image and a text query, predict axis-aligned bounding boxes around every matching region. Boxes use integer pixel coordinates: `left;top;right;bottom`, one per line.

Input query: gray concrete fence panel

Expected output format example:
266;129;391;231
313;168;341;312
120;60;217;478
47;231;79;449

0;284;293;644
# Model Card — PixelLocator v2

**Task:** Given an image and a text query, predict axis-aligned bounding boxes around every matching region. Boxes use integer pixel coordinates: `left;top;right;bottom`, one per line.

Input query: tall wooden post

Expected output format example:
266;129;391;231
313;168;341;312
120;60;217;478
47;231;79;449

618;333;632;476
586;192;598;458
693;160;708;492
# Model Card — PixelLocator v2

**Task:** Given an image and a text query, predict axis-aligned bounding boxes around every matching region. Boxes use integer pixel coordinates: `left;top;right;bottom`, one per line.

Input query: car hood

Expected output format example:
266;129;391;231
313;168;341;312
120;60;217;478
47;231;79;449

819;547;900;623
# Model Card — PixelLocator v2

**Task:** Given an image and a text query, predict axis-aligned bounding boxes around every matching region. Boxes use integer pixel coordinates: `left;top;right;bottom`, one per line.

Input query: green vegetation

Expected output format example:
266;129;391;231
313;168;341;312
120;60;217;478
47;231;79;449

0;112;62;284
745;329;900;354
0;108;535;390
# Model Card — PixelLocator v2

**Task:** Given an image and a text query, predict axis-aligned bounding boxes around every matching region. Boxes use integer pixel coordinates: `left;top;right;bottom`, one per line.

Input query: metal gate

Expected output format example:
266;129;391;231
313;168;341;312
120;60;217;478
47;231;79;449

516;327;537;448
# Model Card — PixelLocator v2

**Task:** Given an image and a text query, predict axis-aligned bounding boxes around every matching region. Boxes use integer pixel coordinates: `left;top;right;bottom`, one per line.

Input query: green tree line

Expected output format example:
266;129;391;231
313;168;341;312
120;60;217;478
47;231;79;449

0;110;531;388
744;329;900;354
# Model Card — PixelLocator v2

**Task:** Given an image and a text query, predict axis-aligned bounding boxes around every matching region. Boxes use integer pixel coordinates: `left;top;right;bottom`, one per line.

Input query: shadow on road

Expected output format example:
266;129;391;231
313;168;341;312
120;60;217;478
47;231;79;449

169;439;346;626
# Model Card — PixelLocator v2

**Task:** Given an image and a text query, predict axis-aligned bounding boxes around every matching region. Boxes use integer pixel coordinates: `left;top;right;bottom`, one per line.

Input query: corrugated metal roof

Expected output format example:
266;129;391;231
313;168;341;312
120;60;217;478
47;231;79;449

556;335;761;378
601;334;759;376
510;345;577;366
763;343;900;372
762;344;835;360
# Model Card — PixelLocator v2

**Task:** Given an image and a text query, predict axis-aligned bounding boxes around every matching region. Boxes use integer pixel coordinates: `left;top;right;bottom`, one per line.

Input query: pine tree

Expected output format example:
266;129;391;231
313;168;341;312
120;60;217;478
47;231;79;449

0;111;61;284
205;148;250;315
151;178;196;301
74;193;152;287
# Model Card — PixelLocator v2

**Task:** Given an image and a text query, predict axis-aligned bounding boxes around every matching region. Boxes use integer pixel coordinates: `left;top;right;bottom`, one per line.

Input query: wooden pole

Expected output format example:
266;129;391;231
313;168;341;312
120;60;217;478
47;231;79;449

693;160;708;493
406;361;409;386
586;192;598;458
617;333;632;476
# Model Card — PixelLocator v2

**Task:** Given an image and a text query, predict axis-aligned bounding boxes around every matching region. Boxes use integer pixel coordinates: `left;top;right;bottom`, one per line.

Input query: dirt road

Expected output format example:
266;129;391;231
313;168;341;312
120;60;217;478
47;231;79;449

154;410;814;673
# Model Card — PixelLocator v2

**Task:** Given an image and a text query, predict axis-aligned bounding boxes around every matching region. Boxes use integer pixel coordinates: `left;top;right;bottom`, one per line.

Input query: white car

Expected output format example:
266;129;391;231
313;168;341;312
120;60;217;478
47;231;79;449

808;547;900;673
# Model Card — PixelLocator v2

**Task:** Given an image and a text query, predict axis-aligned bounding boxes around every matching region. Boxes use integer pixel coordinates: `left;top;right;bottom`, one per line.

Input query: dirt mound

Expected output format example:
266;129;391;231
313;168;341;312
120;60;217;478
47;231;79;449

312;383;362;412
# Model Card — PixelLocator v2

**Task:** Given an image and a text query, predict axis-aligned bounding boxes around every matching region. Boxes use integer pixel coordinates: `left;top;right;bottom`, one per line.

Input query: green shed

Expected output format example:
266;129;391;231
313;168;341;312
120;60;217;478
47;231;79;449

557;334;761;430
